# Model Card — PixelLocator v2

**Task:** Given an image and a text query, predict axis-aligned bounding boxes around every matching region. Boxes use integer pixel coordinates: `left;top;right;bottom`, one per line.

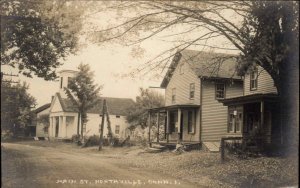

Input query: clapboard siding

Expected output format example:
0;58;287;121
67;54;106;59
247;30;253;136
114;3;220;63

165;61;200;106
201;79;243;141
244;66;277;95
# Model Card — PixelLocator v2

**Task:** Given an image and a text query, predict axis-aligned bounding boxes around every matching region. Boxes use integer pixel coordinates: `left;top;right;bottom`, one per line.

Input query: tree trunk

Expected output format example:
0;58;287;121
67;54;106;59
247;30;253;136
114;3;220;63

105;109;113;145
279;51;299;157
80;114;84;142
77;112;80;139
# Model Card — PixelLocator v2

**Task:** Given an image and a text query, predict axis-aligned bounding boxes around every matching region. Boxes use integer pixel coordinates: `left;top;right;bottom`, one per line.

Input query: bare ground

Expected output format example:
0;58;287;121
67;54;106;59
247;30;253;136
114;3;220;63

1;141;298;188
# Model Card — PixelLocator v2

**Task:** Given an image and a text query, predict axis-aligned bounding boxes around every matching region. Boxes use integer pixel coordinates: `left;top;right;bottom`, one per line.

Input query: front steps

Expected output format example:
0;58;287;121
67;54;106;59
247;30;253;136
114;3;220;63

202;142;220;152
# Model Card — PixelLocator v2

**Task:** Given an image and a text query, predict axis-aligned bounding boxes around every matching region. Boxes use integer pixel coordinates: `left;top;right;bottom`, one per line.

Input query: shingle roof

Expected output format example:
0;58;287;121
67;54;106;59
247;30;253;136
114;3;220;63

161;50;242;88
56;93;135;116
33;103;51;114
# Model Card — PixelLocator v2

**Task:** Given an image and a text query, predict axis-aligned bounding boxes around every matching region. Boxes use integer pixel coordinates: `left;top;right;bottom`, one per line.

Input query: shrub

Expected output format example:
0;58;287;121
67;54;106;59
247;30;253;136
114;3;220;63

84;135;100;147
71;134;80;143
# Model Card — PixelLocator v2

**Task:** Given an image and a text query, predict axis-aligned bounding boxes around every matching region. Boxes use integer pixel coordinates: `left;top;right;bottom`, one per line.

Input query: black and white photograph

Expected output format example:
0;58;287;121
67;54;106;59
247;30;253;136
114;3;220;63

1;1;299;187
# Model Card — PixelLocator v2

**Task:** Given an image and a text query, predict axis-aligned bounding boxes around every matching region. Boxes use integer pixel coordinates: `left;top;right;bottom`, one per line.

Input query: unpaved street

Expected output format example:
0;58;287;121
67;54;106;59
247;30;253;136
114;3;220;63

1;143;199;188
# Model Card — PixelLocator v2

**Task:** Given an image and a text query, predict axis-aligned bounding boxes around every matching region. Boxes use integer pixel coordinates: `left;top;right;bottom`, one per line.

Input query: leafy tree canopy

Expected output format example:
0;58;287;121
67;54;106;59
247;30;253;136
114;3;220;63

126;88;164;129
64;63;102;137
1;82;36;133
1;0;88;80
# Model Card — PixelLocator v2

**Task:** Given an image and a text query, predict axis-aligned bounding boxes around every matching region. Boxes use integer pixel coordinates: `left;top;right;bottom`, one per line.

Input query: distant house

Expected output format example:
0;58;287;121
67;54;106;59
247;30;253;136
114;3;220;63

34;103;51;138
149;50;244;151
220;65;280;149
48;70;135;140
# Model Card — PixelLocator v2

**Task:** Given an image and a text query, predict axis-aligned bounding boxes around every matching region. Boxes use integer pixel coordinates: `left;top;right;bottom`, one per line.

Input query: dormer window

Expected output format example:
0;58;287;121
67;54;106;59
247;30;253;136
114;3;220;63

250;68;258;90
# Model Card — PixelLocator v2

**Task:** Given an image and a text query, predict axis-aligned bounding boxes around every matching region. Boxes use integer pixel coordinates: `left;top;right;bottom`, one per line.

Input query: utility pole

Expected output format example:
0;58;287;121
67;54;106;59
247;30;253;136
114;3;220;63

98;99;106;151
98;99;114;150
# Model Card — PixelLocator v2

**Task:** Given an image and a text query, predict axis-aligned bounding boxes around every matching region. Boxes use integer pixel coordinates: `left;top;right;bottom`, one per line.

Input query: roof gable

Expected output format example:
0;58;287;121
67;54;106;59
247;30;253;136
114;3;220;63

161;50;242;88
50;93;64;113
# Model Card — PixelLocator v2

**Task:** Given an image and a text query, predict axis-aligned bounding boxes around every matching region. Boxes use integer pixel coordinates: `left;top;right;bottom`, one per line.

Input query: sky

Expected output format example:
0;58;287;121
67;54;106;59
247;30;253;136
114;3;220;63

1;2;241;108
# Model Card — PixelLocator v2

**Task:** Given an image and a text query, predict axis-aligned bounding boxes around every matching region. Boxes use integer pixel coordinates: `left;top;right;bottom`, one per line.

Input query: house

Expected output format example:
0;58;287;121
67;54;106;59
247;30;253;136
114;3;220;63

148;50;244;151
220;65;281;151
48;70;135;140
34;103;51;138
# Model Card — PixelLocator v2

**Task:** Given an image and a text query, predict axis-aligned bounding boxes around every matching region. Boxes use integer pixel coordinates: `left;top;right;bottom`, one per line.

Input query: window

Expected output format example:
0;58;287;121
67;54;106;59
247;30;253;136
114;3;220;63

67;77;72;88
116;115;120;118
189;83;195;99
60;77;63;88
228;110;242;133
228;113;235;133
172;88;176;104
115;125;120;134
179;64;184;74
250;68;258;90
188;111;195;133
215;83;225;99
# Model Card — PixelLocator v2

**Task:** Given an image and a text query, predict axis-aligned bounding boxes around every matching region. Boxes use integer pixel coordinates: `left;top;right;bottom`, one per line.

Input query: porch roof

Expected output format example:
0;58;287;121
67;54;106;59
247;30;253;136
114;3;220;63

220;93;279;106
148;104;200;113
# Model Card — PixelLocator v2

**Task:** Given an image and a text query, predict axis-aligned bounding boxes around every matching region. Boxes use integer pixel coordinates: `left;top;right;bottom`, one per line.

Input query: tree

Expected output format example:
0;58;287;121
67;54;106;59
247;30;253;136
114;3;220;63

64;63;102;141
237;1;299;155
1;82;36;135
126;88;164;129
1;0;88;80
88;1;298;155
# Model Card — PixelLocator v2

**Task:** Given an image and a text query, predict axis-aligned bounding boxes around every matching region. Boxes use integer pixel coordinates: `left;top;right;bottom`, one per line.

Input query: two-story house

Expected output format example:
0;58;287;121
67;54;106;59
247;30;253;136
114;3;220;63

149;50;244;151
220;65;280;149
48;70;135;140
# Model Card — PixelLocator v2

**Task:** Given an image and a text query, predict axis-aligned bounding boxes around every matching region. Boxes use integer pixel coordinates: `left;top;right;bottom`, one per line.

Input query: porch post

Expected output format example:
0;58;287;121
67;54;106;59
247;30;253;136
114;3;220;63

148;111;152;147
59;116;63;138
62;116;67;138
260;101;265;130
260;101;265;147
49;117;52;137
166;110;170;143
177;108;182;143
53;117;56;137
157;112;160;143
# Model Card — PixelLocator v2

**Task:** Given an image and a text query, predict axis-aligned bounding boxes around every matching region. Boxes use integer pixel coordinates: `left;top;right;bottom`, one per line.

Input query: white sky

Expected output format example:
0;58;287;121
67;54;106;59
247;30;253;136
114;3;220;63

2;2;241;108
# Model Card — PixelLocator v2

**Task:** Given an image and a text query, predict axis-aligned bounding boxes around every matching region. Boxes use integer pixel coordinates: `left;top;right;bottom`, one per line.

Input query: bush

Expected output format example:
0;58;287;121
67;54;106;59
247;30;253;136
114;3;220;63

71;134;80;143
84;135;100;147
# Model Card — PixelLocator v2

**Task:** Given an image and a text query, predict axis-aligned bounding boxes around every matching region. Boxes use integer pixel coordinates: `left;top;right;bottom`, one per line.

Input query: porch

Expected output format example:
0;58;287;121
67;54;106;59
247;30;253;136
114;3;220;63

147;104;201;148
221;93;281;153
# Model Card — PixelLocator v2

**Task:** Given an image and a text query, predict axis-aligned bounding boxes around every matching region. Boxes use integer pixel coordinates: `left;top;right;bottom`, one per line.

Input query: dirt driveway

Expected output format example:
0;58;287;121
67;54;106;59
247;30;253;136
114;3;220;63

1;142;199;188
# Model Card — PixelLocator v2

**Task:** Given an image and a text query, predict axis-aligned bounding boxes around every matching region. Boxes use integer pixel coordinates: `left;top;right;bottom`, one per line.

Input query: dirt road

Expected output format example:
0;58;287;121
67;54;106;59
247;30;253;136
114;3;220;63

1;143;199;188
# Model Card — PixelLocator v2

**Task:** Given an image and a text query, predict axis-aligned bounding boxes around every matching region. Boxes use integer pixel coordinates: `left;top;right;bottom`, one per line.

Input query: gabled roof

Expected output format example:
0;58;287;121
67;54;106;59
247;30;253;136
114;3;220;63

33;103;51;114
161;50;242;88
55;93;135;116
